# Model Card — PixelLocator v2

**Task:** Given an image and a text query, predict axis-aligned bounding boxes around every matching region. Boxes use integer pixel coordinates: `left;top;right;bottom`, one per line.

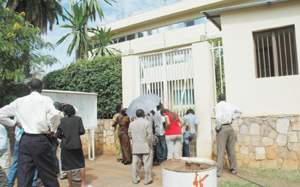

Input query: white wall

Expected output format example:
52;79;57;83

221;1;300;116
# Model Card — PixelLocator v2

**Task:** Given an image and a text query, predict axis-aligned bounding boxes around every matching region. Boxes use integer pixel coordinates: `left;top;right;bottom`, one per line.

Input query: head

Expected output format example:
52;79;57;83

156;102;163;111
115;104;122;113
218;93;226;102
62;104;75;117
161;108;178;122
29;79;43;93
186;109;195;115
54;102;63;111
121;108;128;116
136;109;145;118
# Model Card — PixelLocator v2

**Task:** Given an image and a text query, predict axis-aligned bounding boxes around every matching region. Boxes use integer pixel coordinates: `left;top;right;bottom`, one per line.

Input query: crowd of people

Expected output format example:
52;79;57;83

0;78;242;186
111;102;200;184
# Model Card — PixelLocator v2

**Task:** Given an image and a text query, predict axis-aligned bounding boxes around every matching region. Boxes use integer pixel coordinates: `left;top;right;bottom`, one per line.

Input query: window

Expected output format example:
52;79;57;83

174;89;195;105
119;36;126;43
127;34;135;41
184;20;194;27
253;26;298;78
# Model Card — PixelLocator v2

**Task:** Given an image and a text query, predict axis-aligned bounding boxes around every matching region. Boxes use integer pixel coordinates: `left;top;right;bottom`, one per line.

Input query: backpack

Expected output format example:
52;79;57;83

0;124;8;157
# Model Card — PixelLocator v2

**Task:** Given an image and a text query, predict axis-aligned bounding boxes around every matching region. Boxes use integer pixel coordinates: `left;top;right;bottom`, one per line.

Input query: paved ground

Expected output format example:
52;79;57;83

57;154;240;187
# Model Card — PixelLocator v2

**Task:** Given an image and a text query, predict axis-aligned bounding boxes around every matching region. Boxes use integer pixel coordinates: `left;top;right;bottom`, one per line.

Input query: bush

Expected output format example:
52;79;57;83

43;55;122;118
0;81;29;108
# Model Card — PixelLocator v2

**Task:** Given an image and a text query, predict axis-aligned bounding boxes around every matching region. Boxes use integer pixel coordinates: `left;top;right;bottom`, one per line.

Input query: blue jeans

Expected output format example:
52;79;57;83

183;132;195;157
156;136;167;163
8;140;38;187
50;137;59;173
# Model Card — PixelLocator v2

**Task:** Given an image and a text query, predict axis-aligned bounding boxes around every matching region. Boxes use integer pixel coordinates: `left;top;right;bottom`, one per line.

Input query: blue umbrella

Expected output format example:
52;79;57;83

126;94;161;117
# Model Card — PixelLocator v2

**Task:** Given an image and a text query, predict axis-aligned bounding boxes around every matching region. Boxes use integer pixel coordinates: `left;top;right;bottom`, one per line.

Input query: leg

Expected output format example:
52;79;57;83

0;166;9;187
32;169;38;186
217;127;228;177
50;137;59;174
156;137;163;163
131;154;142;184
66;171;73;187
183;132;190;157
17;136;37;187
80;168;87;187
24;134;59;187
226;126;237;173
142;153;153;184
174;135;183;158
59;145;67;179
8;140;19;187
165;135;175;159
160;136;168;162
114;127;122;160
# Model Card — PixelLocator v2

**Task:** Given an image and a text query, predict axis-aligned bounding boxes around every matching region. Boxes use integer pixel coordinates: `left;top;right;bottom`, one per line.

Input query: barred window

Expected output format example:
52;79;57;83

253;26;298;78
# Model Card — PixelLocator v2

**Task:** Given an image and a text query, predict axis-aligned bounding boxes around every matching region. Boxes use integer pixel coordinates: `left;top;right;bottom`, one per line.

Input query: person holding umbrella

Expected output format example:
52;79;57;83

161;109;185;159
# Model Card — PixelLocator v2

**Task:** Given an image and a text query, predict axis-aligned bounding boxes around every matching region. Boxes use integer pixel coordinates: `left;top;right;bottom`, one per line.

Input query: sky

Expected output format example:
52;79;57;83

41;0;181;74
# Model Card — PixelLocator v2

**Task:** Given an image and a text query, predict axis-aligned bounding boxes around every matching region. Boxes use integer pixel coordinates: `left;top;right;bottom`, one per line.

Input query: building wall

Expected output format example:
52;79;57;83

221;0;300;116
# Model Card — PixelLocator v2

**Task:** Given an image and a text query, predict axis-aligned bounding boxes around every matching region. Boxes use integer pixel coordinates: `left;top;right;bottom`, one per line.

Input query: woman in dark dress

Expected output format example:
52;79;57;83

57;105;91;187
117;108;132;165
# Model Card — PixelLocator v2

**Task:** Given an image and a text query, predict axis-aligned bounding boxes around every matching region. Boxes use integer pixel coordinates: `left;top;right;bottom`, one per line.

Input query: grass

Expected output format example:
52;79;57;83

218;181;269;187
238;167;300;184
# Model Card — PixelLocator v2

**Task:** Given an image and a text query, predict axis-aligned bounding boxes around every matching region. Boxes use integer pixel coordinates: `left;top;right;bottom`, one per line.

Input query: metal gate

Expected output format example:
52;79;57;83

137;46;197;157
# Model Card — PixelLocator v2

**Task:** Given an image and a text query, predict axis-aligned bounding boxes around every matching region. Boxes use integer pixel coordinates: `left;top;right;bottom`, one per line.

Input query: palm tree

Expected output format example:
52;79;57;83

6;0;63;34
56;2;93;60
91;27;120;57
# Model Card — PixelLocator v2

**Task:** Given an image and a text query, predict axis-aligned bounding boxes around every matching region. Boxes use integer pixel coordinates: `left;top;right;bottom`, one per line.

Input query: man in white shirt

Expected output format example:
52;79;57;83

0;79;61;187
215;93;242;177
153;103;167;164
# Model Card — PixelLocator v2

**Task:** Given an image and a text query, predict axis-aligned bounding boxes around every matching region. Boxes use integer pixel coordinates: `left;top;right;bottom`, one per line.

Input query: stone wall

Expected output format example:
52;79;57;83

81;119;117;156
211;115;300;170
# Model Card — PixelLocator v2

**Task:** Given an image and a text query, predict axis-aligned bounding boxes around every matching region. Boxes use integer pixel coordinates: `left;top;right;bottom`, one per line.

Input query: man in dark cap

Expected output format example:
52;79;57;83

215;93;242;177
0;78;61;187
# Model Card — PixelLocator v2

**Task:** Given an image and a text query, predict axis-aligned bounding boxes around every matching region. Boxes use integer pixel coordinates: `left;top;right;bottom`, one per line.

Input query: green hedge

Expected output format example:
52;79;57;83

0;81;29;108
42;55;122;118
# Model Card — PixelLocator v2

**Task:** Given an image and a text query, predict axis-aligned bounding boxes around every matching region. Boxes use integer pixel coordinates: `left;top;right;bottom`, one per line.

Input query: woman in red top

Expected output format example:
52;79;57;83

161;109;185;159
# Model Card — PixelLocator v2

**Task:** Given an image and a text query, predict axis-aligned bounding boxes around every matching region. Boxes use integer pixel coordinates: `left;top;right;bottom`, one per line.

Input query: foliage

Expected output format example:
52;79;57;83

0;81;29;108
0;3;58;83
42;55;122;118
6;0;63;34
91;27;121;57
207;37;225;101
85;0;115;22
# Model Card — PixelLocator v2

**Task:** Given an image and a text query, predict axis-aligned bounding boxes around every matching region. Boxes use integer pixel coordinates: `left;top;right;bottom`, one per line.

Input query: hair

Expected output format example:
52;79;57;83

186;109;195;115
160;108;178;122
29;79;42;91
219;93;226;102
136;109;145;117
121;108;128;116
156;102;163;111
54;102;63;111
63;104;75;117
115;104;122;113
150;110;155;116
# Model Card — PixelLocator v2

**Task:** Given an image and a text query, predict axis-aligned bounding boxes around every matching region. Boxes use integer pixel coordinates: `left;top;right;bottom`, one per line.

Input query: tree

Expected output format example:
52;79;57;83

6;0;63;34
91;27;120;57
56;2;93;60
0;3;57;84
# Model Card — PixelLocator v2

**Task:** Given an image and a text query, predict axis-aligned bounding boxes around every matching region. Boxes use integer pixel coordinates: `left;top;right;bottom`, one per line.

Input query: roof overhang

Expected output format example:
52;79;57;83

201;0;291;31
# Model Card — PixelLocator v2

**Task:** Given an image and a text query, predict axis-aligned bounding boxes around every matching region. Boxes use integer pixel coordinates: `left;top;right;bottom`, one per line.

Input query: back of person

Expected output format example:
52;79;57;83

59;116;85;149
153;111;165;136
129;118;151;154
183;113;199;134
164;113;181;136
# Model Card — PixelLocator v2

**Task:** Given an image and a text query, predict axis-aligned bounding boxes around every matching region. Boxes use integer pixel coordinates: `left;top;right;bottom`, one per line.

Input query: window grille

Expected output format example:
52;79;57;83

253;26;298;78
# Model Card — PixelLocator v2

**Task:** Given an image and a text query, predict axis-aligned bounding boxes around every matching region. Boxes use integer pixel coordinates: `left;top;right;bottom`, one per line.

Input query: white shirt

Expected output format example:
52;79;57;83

0;91;61;134
215;101;242;130
183;113;199;134
153;110;165;136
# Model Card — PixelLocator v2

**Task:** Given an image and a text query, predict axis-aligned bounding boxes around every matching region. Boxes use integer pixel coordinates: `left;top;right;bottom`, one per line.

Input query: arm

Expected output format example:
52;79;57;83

56;124;63;139
46;98;61;132
128;126;132;139
79;118;85;135
0;101;17;127
232;104;242;120
215;105;222;130
178;116;185;128
146;121;153;148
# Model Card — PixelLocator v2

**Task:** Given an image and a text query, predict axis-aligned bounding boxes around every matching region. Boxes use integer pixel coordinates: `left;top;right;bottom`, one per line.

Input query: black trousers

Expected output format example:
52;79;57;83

18;134;59;187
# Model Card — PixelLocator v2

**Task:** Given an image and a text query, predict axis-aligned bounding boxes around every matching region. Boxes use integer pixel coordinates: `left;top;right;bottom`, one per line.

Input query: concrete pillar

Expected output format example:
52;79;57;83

122;56;138;108
192;41;215;158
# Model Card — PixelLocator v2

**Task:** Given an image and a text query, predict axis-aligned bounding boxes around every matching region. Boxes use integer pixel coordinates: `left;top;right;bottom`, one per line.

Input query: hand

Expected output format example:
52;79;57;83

41;131;54;137
15;122;22;129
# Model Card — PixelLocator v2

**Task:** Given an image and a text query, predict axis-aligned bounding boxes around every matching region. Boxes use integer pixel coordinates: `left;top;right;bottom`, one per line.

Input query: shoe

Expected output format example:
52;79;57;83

72;176;82;182
230;169;237;175
133;180;140;184
117;158;121;162
123;161;131;165
60;174;67;180
145;180;153;185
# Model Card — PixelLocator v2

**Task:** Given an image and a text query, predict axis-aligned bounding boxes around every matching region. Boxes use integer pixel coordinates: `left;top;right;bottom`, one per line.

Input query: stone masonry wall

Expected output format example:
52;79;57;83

81;119;116;156
211;115;300;170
